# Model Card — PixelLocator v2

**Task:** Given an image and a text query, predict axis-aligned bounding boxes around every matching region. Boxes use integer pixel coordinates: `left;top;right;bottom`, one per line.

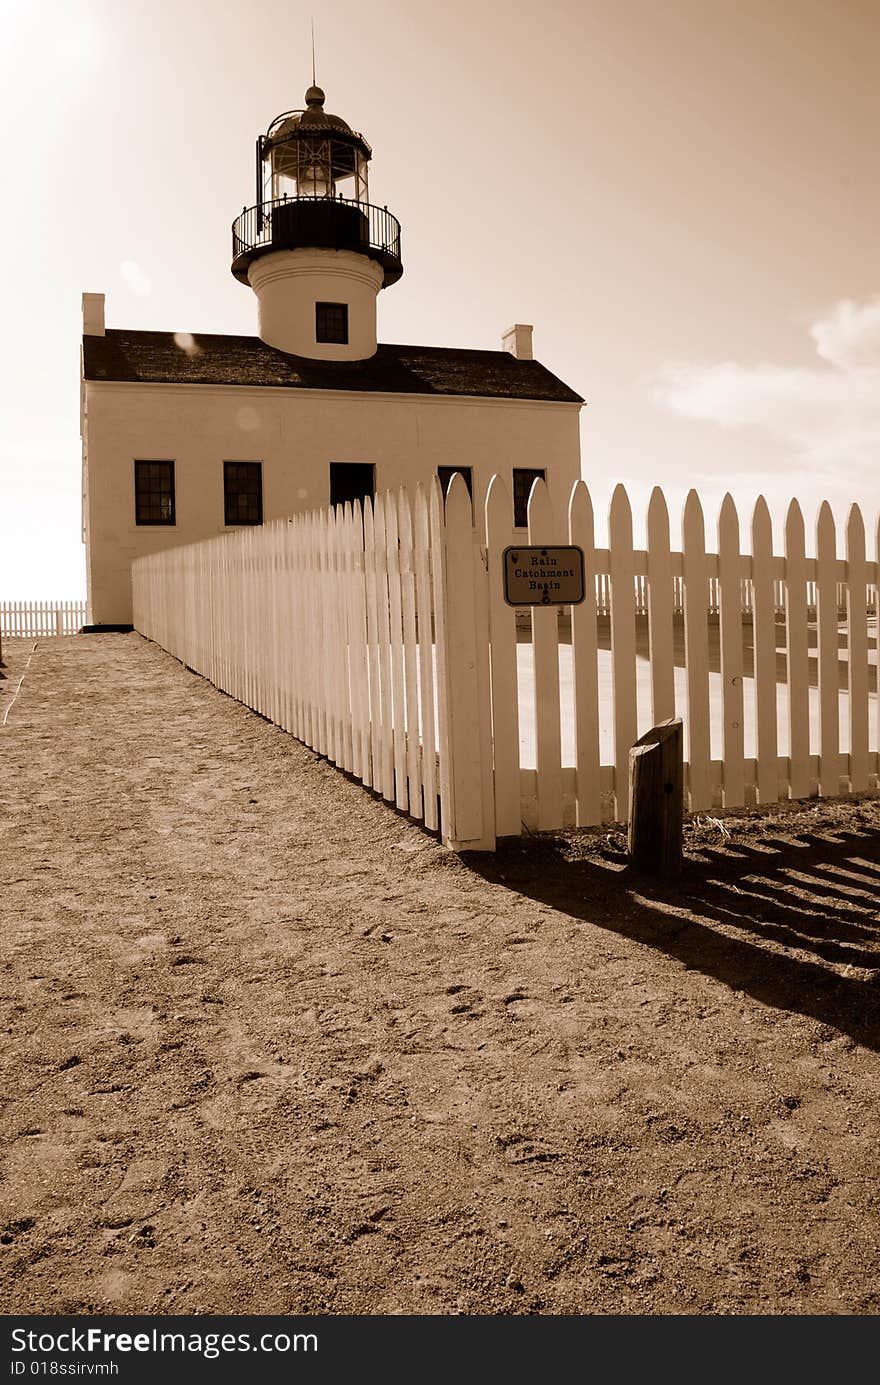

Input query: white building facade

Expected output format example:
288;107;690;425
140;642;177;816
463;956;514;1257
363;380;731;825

80;86;583;626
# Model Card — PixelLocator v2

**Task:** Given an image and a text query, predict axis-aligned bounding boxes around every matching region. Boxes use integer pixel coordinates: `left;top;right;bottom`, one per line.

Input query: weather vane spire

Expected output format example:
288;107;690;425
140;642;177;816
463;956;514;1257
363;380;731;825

311;17;317;87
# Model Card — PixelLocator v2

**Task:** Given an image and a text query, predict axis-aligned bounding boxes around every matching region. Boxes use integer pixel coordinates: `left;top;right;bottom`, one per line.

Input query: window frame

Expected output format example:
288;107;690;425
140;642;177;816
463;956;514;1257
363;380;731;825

134;459;176;526
315;301;349;345
512;467;547;528
223;460;264;527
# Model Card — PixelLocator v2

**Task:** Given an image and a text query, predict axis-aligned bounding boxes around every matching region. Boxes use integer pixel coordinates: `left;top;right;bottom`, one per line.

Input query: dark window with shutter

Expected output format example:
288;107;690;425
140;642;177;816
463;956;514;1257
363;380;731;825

512;467;546;528
224;462;263;526
134;460;175;525
316;301;349;344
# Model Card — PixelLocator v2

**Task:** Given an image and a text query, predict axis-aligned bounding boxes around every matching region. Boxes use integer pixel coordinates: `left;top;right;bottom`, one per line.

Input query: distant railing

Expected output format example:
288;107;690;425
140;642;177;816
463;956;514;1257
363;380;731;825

231;195;403;284
0;601;86;637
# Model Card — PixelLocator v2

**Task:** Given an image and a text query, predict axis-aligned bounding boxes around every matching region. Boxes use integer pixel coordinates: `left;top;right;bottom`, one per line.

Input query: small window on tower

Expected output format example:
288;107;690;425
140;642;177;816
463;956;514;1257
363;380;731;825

224;461;263;526
316;301;349;345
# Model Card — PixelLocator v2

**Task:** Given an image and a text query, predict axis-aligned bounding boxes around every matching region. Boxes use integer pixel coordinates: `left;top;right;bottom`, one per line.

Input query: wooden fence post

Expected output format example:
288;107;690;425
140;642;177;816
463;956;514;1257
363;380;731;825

784;500;810;800
628;717;684;875
569;480;601;827
528;476;563;830
683;490;711;811
434;473;496;852
485;475;522;838
647;486;675;726
609;484;638;820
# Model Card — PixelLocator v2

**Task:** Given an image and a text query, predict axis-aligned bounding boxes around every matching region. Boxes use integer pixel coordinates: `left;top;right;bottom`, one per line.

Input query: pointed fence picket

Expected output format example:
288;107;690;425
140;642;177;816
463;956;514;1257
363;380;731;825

528;478;564;829
384;497;406;810
847;505;869;794
398;489;422;817
414;486;438;831
683;490;711;811
568;481;601;827
609;484;638;819
784;501;810;800
718;494;745;808
132;473;880;853
752;497;778;804
439;473;494;848
646;487;675;727
816;503;840;796
485;476;522;837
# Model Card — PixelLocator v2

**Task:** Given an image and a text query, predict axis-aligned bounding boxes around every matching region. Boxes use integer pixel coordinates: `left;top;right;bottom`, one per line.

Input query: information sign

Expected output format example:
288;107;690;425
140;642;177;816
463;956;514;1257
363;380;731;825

502;546;586;606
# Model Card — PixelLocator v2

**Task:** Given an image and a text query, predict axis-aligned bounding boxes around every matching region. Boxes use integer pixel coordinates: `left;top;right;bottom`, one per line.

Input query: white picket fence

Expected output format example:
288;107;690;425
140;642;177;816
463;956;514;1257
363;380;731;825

133;482;481;848
132;475;880;852
0;600;86;637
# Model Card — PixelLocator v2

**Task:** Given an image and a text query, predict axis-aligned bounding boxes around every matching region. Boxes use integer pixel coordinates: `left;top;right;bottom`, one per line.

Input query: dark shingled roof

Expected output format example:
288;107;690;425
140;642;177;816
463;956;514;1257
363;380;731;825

82;330;584;404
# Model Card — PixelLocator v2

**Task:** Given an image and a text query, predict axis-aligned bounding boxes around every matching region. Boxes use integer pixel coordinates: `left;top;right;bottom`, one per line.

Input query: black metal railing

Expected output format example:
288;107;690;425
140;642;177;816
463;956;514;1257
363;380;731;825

231;196;403;285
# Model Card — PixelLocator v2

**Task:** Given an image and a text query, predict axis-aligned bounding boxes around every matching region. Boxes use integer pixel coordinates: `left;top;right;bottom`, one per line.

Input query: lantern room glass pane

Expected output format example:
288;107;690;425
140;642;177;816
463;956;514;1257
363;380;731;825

297;138;332;197
265;135;370;203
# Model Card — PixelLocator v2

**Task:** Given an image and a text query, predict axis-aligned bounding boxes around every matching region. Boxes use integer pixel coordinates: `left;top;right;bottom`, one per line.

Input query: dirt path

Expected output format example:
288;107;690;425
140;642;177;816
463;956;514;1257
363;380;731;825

2;633;880;1314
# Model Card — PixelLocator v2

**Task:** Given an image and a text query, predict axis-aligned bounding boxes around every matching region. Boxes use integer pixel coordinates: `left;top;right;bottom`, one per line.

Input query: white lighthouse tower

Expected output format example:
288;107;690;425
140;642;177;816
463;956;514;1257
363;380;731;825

231;85;403;361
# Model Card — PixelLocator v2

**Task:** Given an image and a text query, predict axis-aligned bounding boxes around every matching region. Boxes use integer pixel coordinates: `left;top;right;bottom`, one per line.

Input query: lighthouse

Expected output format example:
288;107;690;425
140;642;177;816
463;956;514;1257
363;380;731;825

231;86;403;361
80;79;583;627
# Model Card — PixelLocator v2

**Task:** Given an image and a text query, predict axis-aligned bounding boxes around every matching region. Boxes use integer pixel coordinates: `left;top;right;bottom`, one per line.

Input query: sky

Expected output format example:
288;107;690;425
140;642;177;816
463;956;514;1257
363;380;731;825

1;0;878;597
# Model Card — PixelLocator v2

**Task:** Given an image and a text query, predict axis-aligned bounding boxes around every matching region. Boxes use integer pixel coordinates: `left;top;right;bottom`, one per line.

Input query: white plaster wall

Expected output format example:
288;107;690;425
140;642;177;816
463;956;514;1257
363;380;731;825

248;249;383;359
83;381;582;624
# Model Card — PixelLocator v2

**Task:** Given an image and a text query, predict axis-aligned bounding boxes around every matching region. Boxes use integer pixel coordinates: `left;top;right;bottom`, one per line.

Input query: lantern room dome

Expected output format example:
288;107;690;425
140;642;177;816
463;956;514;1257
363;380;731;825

266;87;368;148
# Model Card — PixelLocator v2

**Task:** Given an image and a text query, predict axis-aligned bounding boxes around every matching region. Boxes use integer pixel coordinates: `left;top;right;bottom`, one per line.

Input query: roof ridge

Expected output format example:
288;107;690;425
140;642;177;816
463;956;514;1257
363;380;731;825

84;331;584;403
104;328;535;358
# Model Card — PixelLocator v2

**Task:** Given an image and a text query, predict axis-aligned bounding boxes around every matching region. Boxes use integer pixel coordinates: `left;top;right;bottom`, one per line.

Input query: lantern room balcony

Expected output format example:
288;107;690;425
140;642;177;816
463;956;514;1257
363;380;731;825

231;196;403;287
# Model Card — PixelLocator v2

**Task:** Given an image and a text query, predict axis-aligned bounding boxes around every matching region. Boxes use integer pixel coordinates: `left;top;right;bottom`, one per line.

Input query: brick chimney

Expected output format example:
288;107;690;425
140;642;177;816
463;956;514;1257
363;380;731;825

82;292;105;336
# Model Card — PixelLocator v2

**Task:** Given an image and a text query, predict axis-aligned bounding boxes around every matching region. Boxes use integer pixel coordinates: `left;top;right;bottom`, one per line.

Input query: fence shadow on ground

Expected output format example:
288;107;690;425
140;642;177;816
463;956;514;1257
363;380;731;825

466;825;880;1050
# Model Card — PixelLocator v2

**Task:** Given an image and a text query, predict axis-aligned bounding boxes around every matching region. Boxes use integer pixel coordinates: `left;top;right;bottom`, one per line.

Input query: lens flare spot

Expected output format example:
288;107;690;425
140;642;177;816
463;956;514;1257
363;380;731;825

172;332;200;356
120;260;152;297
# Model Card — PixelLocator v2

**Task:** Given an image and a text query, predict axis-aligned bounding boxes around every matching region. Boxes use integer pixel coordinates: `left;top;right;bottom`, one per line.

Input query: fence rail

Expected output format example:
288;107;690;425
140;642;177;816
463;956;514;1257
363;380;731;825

133;476;880;852
600;572;861;619
0;601;86;637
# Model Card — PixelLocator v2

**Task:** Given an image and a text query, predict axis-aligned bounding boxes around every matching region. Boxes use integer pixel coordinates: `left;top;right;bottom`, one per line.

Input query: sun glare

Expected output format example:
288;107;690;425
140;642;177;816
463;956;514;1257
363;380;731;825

52;12;106;67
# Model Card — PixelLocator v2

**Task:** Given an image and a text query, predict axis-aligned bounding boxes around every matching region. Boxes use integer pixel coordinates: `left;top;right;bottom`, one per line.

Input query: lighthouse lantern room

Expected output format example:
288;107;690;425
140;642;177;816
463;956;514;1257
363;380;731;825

231;86;403;361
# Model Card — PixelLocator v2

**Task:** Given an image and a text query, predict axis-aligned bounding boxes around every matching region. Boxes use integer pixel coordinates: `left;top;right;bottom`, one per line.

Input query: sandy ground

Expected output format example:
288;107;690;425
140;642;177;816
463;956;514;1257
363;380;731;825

2;632;880;1315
